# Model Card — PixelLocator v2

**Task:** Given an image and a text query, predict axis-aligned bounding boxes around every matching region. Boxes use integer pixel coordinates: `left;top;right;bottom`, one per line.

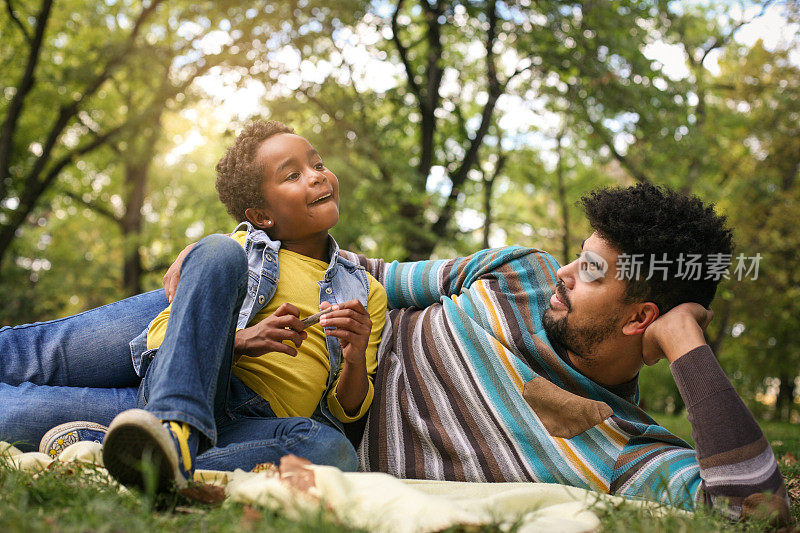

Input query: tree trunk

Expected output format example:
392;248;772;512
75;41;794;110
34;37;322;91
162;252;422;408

121;161;146;296
482;152;506;250
0;0;55;200
707;302;731;355
0;0;166;275
393;0;501;261
775;372;795;422
400;200;432;261
120;119;160;296
555;129;570;264
482;173;492;250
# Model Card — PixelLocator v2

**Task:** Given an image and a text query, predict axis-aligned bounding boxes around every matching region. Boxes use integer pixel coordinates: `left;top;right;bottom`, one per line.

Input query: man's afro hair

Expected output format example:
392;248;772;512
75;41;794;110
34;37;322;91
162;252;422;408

581;183;734;312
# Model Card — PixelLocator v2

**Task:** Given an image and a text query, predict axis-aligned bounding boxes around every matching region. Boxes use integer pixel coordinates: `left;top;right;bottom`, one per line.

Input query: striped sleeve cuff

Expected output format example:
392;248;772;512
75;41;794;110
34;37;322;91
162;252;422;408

669;344;732;408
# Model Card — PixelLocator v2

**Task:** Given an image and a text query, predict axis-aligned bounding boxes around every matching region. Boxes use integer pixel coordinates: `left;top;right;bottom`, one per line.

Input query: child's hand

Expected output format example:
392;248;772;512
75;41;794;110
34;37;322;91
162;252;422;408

234;303;308;357
319;300;372;364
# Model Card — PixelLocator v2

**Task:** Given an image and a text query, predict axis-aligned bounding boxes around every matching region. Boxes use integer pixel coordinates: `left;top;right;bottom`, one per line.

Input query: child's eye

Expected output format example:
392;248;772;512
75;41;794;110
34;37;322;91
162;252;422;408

314;162;325;170
286;172;300;181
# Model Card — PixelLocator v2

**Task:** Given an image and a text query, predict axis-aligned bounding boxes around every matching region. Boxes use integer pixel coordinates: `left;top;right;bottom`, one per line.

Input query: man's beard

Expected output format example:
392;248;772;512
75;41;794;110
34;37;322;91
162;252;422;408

543;283;620;361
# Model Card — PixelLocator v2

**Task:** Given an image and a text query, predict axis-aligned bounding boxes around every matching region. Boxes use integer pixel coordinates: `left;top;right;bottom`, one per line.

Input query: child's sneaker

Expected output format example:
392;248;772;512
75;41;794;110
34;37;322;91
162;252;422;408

102;409;197;492
39;421;107;458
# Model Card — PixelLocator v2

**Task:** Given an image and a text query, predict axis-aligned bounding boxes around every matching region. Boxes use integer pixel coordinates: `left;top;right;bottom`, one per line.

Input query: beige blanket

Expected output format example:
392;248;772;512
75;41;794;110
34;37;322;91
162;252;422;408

1;440;672;532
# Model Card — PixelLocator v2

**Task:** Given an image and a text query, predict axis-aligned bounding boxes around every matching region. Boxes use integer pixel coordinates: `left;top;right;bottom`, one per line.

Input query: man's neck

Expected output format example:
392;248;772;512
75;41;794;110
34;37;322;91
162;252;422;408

280;232;331;262
564;338;642;387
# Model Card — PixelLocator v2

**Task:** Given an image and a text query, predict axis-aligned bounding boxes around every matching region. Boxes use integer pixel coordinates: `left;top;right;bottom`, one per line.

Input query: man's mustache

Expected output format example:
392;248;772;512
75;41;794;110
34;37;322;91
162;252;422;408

555;281;571;311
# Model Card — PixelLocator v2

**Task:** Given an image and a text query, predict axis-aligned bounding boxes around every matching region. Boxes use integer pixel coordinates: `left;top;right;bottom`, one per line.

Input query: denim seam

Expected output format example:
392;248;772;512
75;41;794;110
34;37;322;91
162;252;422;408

3;297;137;330
212;279;247;424
226;396;263;419
129;342;138;374
146;409;217;444
235;394;267;411
199;421;320;460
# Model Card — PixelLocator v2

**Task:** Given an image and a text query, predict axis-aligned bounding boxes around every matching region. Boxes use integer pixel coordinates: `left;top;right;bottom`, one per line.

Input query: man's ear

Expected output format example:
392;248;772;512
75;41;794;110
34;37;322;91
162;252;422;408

244;207;273;231
622;302;659;336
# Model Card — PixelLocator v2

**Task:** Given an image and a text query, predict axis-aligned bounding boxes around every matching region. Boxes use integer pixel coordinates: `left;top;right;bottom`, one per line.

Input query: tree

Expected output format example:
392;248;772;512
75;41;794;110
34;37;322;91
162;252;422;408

253;0;688;260
0;0;305;280
711;39;800;421
1;0;164;271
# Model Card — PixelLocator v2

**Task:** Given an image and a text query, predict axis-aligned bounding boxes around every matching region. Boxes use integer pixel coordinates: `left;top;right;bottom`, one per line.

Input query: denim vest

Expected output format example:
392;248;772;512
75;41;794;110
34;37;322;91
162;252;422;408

129;221;370;433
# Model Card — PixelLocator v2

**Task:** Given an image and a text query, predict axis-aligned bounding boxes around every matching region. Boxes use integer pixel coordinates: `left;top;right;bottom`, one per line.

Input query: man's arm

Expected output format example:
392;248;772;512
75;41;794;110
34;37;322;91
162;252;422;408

167;245;558;311
643;304;789;522
341;247;560;310
163;242;195;303
671;345;789;520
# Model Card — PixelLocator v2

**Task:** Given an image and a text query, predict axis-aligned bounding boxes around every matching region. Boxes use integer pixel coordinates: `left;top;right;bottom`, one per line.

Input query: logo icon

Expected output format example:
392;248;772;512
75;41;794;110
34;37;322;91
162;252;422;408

578;250;608;282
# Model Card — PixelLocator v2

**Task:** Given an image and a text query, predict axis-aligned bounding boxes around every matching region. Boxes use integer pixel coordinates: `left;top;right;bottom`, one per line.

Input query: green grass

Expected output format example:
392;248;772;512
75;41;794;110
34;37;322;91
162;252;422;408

1;415;797;532
594;414;800;532
655;413;800;458
0;460;360;533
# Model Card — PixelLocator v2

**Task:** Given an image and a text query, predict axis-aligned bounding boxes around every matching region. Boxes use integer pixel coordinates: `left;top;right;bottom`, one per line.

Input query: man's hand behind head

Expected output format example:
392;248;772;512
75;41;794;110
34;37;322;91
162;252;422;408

163;242;196;303
642;302;714;365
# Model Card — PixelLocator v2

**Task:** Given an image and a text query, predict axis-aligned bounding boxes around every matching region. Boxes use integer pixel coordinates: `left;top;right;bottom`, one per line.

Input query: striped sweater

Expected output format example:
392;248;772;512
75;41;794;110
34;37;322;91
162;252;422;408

341;247;788;517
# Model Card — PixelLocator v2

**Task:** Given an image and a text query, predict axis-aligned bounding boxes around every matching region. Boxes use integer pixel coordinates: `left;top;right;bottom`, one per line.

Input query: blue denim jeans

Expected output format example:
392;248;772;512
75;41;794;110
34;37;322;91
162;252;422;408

0;288;163;449
0;235;358;471
0;382;138;448
0;289;166;388
0;284;161;450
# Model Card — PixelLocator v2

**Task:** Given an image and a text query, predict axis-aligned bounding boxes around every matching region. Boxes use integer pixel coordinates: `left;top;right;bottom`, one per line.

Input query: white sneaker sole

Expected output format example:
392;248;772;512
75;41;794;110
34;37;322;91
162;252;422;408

39;421;107;456
102;409;188;492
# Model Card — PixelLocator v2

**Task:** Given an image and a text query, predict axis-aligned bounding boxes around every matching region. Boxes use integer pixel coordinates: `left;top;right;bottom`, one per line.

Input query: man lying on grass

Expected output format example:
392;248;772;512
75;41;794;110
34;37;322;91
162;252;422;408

163;183;789;522
2;170;788;521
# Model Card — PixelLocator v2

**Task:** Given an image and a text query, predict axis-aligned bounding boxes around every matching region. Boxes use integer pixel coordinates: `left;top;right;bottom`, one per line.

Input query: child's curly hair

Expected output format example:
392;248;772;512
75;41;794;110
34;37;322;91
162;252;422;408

216;120;294;222
582;183;734;312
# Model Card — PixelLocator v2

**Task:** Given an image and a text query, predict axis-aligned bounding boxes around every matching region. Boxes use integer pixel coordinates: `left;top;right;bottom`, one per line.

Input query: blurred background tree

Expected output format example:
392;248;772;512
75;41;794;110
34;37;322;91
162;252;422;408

1;0;797;420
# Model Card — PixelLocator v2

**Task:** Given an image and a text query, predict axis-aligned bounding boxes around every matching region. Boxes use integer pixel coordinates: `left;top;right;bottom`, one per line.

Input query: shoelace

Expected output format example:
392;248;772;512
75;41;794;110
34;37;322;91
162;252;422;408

168;421;193;473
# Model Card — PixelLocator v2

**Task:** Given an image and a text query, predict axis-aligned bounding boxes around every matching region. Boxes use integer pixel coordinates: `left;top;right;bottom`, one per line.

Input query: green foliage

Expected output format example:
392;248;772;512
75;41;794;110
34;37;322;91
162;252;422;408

638;362;685;415
702;40;800;421
1;1;798;414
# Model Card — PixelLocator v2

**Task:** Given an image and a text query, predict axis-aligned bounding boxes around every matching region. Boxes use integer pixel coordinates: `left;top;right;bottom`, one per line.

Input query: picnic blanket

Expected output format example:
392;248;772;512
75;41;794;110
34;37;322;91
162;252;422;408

1;439;672;532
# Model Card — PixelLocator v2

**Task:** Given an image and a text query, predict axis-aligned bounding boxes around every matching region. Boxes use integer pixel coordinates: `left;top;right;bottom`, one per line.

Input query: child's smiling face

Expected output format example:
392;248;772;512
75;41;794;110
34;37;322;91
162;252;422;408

245;133;340;241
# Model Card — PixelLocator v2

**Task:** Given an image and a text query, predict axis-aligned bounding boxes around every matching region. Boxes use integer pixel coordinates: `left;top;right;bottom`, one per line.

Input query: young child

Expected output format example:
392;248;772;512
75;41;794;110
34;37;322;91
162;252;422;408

100;120;387;492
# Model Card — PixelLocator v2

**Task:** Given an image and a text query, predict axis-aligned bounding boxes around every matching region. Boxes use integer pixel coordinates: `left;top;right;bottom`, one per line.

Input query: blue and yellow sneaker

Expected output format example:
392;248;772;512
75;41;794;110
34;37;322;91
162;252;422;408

102;409;197;492
39;421;107;458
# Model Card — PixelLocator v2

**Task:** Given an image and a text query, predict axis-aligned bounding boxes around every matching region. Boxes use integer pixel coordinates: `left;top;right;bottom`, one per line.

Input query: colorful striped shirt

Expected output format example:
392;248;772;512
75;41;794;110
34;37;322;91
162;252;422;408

341;247;788;517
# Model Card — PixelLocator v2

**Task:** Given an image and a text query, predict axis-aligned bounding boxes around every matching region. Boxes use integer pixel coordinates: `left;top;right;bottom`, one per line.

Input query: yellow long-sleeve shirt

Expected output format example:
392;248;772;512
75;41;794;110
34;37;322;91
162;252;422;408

147;234;386;423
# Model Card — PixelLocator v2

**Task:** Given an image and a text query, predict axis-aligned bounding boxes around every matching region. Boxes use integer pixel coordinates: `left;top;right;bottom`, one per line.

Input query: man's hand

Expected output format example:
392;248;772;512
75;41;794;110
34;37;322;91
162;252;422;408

319;299;372;363
642;302;714;365
234;303;308;357
163;242;196;303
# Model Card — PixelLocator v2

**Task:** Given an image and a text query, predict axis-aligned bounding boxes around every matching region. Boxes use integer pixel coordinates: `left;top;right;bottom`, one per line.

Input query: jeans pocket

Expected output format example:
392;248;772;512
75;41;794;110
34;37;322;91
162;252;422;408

226;375;275;419
137;348;158;377
233;395;275;419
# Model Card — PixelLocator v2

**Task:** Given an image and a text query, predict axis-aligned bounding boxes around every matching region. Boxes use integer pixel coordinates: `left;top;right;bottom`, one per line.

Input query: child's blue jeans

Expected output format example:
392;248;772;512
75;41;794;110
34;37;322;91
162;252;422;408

0;235;358;472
